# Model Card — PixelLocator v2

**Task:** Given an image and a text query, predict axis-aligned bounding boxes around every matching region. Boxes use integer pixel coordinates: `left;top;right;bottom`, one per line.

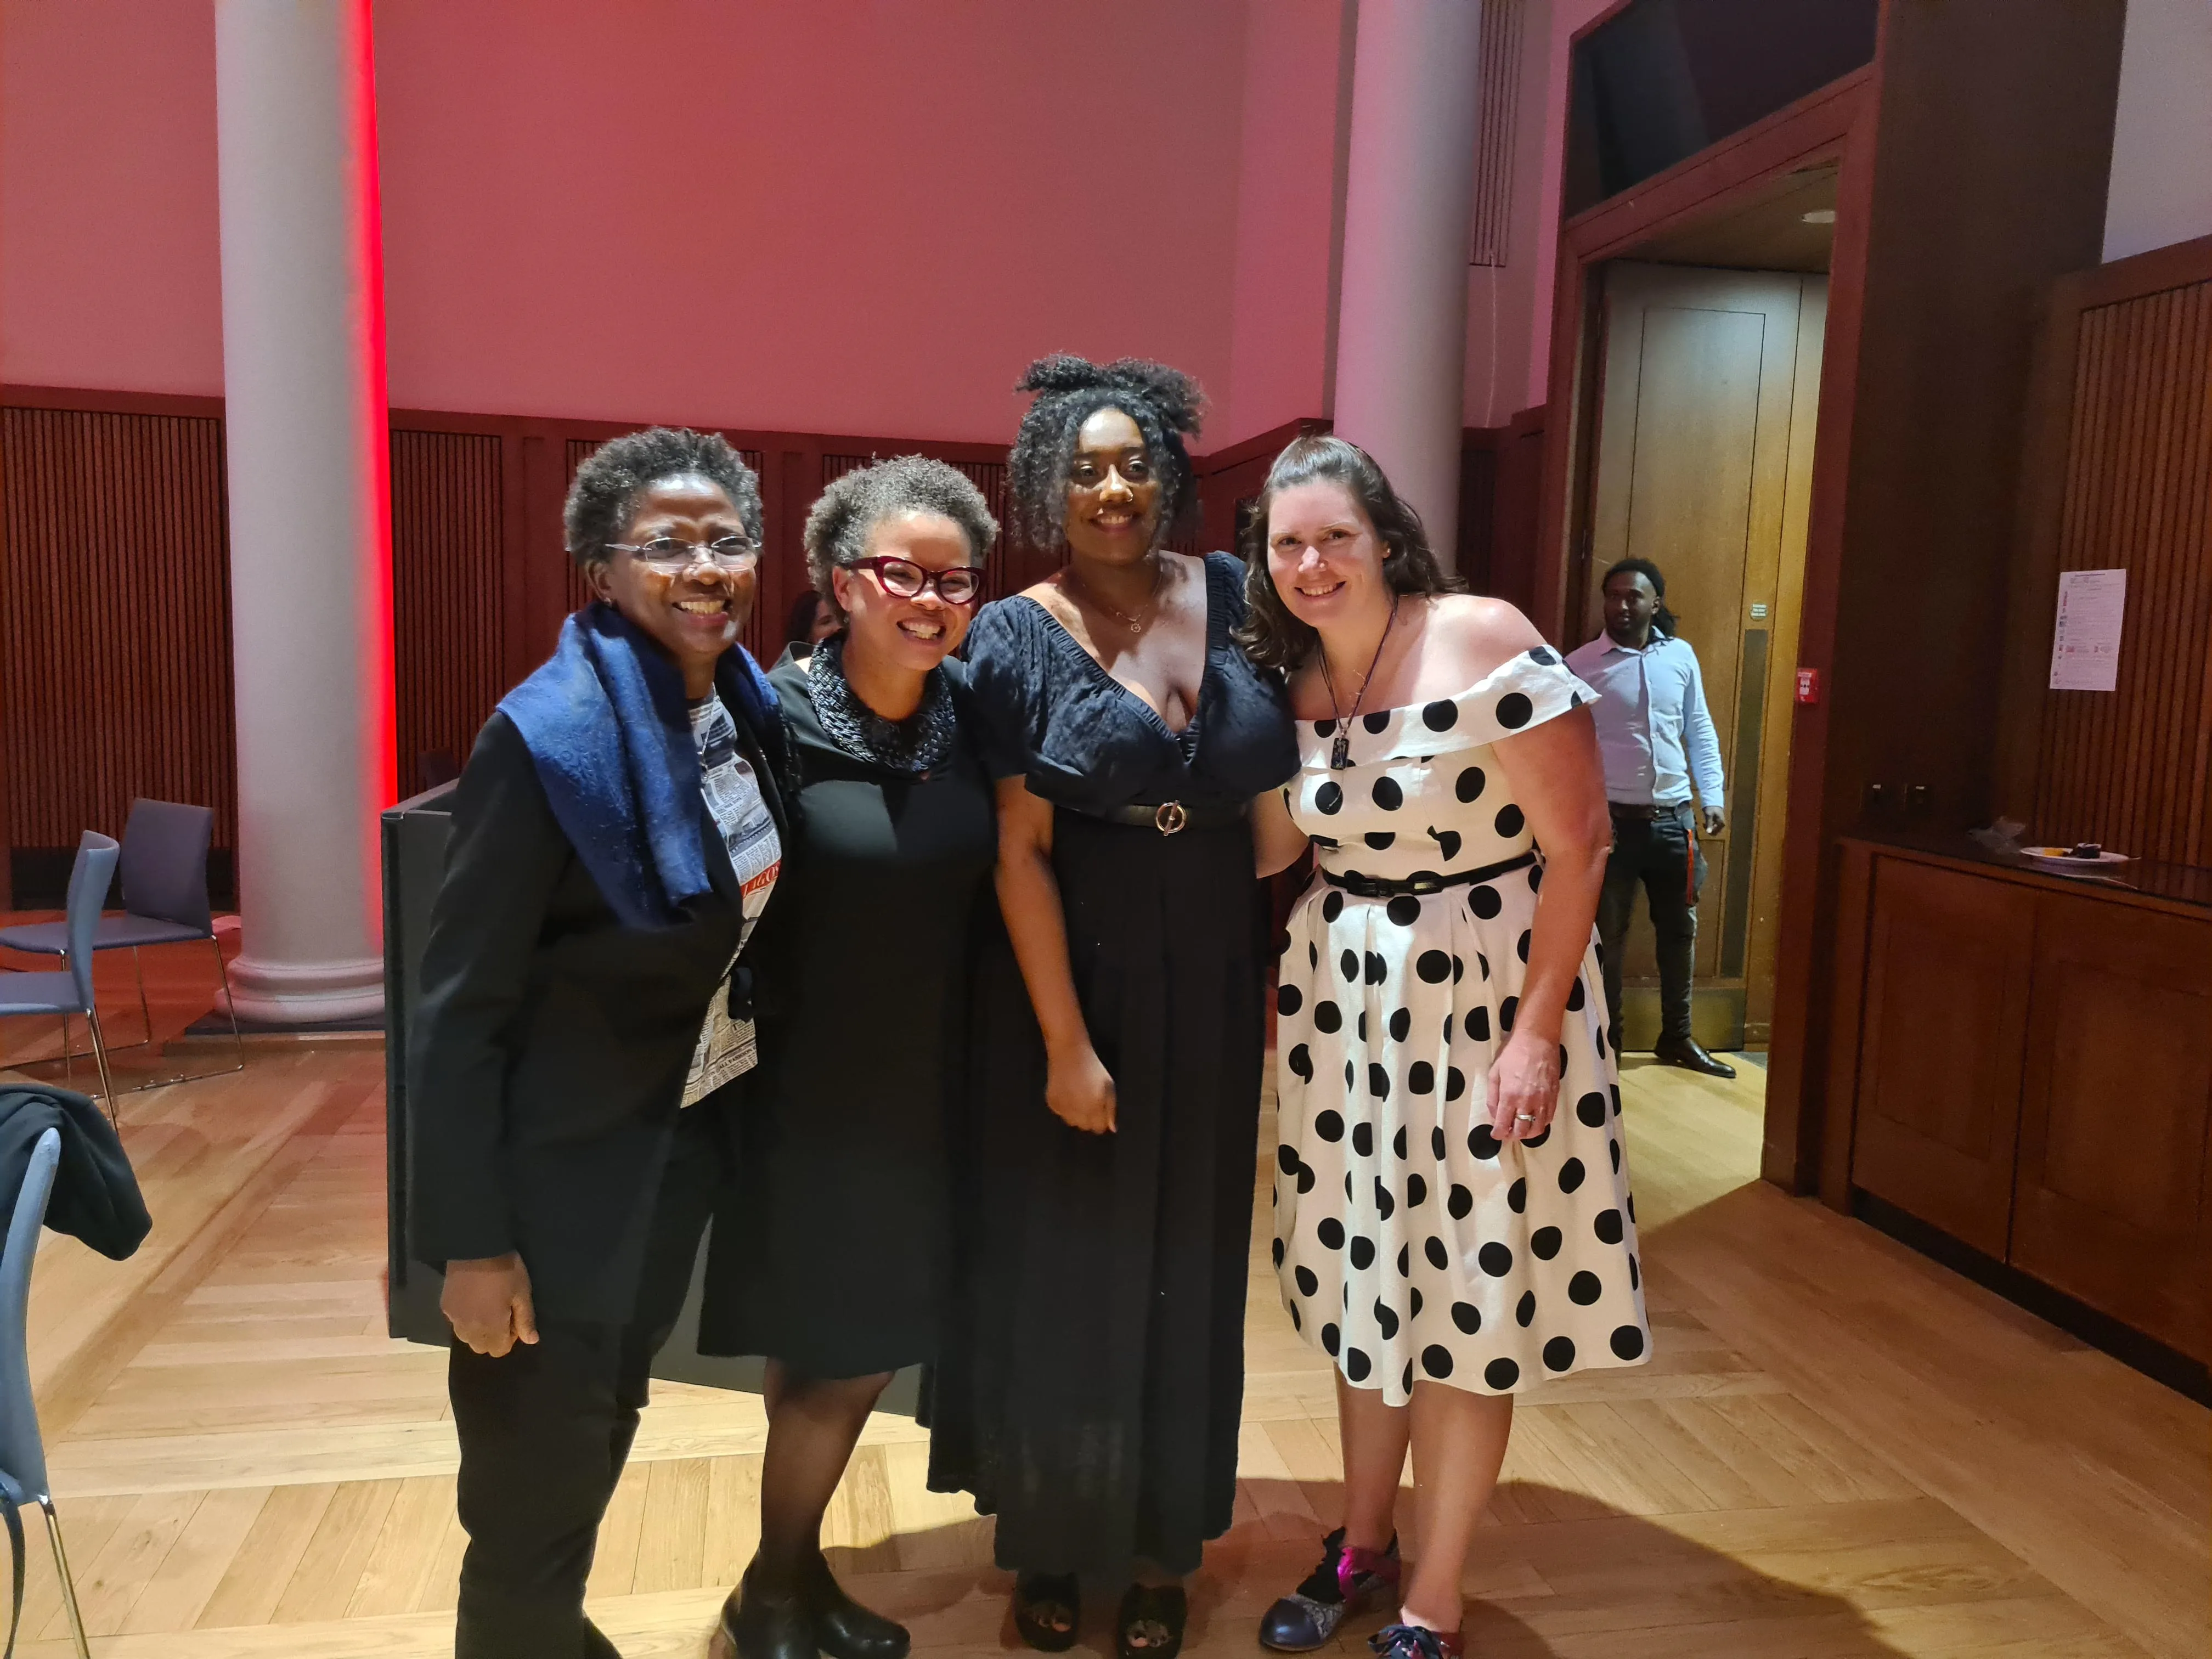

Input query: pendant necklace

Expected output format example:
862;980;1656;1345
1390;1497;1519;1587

1065;555;1161;635
1318;600;1397;770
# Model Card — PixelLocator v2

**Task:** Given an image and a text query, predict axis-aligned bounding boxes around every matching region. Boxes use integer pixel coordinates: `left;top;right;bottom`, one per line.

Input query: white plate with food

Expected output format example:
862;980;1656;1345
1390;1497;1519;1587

2021;843;2130;876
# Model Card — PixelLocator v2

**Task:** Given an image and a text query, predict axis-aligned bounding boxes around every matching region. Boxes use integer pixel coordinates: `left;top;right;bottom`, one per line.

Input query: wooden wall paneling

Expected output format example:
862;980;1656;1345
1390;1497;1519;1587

1455;429;1499;593
1816;839;1876;1210
0;403;238;873
497;429;537;693
774;445;820;658
1469;0;1526;268
1488;404;1547;619
1763;86;1881;1190
388;430;506;795
1846;856;2035;1258
2012;890;2212;1361
2008;246;2212;866
1780;1;2120;1195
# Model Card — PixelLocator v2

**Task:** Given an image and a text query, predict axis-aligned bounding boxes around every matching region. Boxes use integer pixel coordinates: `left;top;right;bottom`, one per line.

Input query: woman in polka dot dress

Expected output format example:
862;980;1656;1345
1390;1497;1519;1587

1245;437;1649;1659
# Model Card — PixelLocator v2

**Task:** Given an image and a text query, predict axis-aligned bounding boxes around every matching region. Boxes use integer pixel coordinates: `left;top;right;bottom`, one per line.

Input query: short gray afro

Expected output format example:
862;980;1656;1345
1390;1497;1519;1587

565;427;764;569
803;455;1000;602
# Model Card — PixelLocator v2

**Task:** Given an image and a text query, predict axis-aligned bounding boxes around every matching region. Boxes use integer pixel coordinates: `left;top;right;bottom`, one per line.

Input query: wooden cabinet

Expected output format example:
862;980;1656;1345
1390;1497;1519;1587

1836;842;2212;1367
1850;861;2034;1256
2013;898;2212;1359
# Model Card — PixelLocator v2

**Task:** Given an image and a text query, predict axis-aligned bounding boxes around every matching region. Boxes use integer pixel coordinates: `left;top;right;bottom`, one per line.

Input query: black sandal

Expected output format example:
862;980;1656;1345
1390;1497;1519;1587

1116;1583;1188;1659
1014;1571;1079;1653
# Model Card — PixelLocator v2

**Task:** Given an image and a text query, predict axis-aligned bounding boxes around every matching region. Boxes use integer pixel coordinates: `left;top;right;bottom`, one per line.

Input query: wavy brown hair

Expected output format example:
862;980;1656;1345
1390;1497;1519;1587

1235;435;1464;670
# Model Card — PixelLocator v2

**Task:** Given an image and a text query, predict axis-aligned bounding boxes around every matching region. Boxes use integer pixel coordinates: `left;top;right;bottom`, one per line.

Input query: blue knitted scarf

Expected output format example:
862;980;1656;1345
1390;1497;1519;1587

498;603;778;928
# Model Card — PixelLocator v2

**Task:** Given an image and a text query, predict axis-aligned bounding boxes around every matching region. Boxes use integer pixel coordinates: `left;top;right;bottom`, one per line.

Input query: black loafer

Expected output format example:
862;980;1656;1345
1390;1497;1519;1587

1654;1037;1736;1078
800;1551;909;1659
720;1564;820;1659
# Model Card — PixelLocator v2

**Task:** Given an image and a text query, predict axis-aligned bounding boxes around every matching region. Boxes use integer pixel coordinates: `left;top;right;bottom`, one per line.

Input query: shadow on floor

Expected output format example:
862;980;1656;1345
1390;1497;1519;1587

809;1480;1911;1657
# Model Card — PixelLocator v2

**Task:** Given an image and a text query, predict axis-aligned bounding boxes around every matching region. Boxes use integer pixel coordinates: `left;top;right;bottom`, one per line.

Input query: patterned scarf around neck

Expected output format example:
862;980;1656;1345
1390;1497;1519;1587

809;636;955;777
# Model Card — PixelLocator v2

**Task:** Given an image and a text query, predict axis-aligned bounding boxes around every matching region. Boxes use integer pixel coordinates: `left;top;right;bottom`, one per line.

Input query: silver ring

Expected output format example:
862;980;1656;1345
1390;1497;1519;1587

1515;1112;1537;1121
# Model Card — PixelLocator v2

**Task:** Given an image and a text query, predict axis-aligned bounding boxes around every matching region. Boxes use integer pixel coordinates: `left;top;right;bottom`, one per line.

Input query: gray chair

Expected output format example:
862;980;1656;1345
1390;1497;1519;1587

0;1127;92;1658
0;802;242;1091
0;835;120;1120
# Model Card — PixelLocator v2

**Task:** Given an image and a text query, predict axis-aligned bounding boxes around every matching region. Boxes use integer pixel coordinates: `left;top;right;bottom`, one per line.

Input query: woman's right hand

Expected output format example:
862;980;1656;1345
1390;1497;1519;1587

442;1252;539;1357
1045;1042;1117;1134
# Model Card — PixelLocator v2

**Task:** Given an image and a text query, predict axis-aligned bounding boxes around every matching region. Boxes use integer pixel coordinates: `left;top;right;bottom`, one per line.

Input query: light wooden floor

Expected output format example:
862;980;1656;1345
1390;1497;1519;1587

0;1039;2202;1658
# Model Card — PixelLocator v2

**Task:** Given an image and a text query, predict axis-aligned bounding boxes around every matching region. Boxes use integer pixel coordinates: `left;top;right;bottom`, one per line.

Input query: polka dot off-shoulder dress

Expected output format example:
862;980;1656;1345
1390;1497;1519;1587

1272;647;1651;1402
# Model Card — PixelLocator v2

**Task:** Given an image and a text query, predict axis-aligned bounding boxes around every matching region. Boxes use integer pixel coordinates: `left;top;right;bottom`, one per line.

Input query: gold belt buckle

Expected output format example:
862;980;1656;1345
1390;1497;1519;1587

1153;801;1189;836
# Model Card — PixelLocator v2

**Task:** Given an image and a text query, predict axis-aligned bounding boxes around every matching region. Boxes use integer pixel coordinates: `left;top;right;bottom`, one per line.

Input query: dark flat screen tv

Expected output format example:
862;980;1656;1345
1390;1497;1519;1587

1565;0;1878;215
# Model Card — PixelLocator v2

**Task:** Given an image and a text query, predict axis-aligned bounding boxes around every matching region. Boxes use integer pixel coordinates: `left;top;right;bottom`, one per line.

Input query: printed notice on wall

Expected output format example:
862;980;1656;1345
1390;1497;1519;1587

2049;568;2126;692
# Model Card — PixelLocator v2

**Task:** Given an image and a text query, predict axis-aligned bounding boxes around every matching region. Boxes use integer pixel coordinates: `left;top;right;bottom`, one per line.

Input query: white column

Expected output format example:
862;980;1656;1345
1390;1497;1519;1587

215;0;393;1023
1331;0;1486;565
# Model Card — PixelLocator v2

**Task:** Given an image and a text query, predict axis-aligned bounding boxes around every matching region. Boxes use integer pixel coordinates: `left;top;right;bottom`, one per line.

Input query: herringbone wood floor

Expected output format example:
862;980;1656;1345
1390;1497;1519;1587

0;1032;2202;1657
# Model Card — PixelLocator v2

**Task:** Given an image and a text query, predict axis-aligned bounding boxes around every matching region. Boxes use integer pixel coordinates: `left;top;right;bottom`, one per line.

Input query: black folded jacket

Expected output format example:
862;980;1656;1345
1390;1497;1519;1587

0;1086;150;1260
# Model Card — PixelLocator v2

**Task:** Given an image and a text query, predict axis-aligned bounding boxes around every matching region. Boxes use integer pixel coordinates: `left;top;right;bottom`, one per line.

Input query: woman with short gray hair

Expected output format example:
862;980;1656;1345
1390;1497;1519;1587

701;455;998;1659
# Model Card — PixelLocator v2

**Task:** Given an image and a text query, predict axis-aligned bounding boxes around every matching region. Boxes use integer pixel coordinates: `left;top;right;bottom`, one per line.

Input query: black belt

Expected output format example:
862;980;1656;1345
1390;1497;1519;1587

1608;801;1690;821
1092;799;1250;836
1322;850;1537;899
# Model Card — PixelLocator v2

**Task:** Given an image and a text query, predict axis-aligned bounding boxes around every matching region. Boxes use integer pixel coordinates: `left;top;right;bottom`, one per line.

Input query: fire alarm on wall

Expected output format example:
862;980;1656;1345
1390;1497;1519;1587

1795;668;1820;704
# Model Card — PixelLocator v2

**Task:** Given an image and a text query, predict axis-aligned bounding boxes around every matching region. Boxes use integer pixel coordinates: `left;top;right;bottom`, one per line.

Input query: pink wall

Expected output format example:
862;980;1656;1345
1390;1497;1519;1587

4;0;1256;444
0;0;225;395
1223;0;1351;448
373;0;1248;442
3;0;1579;449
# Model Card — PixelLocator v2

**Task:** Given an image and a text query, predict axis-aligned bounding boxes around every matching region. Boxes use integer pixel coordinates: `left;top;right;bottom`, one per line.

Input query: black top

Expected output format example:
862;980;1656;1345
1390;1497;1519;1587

407;699;787;1324
963;552;1299;811
702;651;996;1375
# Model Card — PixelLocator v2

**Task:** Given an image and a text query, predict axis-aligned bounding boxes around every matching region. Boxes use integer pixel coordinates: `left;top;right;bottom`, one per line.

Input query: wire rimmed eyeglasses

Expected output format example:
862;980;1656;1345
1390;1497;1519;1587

605;536;761;572
843;556;983;607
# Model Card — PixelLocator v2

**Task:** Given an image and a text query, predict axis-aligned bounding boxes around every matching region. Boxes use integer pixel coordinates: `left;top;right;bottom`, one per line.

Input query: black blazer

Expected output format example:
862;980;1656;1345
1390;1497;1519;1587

407;696;787;1324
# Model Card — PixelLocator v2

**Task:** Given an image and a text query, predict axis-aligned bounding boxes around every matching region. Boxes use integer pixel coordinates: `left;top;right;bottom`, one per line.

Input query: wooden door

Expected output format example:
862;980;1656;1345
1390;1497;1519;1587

2012;895;2212;1360
1584;263;1825;1048
1849;859;2035;1257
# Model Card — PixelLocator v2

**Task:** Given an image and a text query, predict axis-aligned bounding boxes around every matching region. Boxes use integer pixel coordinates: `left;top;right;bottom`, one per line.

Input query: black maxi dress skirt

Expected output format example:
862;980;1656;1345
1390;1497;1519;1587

926;554;1297;1577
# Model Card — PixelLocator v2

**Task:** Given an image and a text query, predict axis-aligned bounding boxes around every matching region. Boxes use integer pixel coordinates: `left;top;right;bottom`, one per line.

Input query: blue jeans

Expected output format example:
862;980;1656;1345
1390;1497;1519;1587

1597;803;1706;1050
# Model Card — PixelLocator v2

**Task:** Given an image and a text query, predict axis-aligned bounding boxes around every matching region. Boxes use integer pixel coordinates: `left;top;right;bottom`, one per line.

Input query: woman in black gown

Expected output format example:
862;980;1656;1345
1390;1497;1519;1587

927;357;1299;1658
704;457;1000;1659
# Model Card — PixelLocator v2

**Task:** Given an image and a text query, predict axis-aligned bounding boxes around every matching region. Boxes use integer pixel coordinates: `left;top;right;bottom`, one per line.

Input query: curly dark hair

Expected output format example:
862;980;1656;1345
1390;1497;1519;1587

1007;354;1204;555
802;455;1000;610
1235;434;1465;670
563;427;764;571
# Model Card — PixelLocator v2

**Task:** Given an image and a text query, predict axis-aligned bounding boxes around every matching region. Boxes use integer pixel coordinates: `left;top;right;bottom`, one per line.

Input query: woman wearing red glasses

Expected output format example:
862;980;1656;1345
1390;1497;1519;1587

703;455;1000;1659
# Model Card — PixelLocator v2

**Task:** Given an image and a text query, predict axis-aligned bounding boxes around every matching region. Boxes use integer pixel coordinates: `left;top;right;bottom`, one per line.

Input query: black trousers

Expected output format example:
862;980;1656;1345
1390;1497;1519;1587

1596;803;1706;1051
448;1107;724;1659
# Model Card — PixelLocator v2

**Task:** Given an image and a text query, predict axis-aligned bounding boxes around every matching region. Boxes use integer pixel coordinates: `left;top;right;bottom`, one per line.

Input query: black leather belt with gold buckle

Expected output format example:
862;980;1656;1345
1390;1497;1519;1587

1095;799;1249;836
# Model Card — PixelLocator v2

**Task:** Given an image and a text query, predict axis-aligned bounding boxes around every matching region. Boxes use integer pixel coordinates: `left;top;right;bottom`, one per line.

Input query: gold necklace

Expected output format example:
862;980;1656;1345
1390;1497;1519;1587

1065;556;1163;635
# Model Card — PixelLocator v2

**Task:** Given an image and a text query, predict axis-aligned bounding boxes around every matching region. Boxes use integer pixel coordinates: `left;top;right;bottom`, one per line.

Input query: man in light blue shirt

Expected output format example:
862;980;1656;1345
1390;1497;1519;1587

1565;558;1735;1077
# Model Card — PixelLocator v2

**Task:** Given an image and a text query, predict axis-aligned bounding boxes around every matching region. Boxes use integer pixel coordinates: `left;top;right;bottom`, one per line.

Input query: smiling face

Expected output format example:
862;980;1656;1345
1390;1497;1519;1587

831;510;977;676
1266;478;1389;630
1061;407;1161;565
587;473;755;693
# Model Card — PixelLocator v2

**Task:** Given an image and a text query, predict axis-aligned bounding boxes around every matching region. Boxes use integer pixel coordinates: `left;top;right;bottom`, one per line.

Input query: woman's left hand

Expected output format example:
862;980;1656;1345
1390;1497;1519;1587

1486;1027;1562;1142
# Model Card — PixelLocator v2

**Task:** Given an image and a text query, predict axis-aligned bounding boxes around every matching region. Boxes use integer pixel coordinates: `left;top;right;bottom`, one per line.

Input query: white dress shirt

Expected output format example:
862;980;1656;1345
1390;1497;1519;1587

1564;631;1725;811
